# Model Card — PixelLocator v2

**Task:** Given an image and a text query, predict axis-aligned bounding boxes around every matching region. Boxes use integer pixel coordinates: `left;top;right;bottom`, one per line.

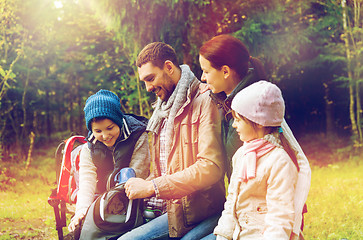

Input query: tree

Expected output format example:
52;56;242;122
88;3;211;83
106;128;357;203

341;0;363;146
0;0;25;160
79;0;228;116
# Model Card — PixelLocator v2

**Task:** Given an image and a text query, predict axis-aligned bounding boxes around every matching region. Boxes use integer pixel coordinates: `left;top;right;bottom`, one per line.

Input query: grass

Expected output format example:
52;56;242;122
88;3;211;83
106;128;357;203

0;134;362;239
0;147;61;240
303;160;363;239
300;134;363;240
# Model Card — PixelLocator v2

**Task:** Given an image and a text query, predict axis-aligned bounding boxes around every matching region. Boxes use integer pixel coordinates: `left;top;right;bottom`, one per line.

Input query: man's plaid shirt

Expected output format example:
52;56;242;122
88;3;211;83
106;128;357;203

146;119;167;214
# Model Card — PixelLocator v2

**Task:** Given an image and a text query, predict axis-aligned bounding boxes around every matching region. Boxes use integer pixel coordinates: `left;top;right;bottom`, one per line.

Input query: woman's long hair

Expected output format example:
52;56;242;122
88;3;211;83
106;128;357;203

199;34;267;82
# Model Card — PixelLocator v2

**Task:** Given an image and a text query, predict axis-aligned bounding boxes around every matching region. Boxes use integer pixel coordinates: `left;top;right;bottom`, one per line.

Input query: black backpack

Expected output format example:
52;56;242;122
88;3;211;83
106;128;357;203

79;168;144;240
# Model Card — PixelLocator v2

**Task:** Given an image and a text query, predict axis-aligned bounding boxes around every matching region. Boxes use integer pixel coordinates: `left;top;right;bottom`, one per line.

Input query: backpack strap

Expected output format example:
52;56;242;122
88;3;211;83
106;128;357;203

57;136;86;202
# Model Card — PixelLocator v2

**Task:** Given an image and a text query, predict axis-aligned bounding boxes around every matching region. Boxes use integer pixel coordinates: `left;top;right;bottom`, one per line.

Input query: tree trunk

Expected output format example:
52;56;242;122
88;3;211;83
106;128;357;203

33;111;38;136
134;60;144;116
45;90;52;138
73;77;83;134
59;86;67;131
355;80;362;143
0;119;6;160
21;68;30;140
353;0;363;144
7;111;23;161
341;0;359;141
181;0;192;67
323;83;335;138
25;131;35;171
78;87;84;135
45;67;52;138
69;99;74;133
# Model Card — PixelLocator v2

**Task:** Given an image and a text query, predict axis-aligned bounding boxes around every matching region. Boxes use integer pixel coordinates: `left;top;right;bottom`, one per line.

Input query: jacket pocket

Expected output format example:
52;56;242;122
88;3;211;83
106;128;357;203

180;116;199;144
182;183;225;227
256;202;268;214
244;202;267;226
168;199;192;238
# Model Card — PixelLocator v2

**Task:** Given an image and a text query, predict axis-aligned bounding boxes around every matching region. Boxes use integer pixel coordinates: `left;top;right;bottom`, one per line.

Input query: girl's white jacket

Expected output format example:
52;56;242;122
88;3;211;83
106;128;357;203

214;133;299;240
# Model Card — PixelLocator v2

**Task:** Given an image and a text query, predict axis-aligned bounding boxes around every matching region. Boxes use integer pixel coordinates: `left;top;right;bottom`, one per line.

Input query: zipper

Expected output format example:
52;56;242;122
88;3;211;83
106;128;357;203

106;119;132;191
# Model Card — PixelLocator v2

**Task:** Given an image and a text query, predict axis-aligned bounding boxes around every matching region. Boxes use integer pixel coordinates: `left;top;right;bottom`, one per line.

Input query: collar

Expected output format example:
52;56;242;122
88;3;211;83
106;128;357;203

210;68;258;118
174;77;199;119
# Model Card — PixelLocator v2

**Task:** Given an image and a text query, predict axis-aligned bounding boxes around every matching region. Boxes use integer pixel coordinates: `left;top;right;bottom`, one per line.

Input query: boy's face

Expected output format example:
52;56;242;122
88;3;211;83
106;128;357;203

232;114;259;142
91;118;120;147
138;62;176;101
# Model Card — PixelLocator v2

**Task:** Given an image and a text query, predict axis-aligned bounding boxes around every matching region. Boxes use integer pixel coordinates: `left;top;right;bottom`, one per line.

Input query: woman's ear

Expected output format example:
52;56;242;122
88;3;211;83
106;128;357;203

222;65;231;79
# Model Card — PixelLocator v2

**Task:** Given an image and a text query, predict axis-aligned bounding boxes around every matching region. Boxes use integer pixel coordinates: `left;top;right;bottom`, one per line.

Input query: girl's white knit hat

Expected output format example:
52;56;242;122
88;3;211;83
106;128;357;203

231;80;285;127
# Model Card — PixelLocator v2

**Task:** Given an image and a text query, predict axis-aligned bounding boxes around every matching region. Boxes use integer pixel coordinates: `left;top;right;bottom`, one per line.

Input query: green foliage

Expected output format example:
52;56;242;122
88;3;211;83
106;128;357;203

1;0;363;159
232;0;312;76
1;1;363;238
0;0;24;148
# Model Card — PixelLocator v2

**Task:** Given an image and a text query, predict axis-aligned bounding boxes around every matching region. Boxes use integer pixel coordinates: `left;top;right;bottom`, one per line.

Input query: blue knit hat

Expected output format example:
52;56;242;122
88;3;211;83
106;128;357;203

84;90;124;131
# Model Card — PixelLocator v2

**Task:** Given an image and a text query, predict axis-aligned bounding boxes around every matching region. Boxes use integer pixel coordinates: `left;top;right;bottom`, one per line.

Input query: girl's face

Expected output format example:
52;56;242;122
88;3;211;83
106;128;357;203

199;55;226;94
91;118;120;147
232;114;259;142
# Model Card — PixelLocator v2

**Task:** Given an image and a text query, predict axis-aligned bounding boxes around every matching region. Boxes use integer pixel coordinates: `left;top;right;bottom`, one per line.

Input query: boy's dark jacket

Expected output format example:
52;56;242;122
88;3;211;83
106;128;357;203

87;114;148;193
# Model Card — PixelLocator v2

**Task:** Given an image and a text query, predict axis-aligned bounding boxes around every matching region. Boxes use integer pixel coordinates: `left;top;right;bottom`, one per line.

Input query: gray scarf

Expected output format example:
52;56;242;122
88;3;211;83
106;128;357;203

147;64;195;154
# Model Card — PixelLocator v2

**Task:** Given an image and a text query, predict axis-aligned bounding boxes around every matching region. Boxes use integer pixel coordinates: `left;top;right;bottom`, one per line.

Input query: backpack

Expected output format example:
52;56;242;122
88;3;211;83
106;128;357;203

48;135;87;240
48;136;145;240
79;168;144;240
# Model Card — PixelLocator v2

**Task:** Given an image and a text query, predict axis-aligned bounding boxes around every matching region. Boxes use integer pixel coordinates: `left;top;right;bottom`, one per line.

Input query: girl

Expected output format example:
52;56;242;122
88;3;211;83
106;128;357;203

214;80;298;239
199;35;310;239
68;89;150;232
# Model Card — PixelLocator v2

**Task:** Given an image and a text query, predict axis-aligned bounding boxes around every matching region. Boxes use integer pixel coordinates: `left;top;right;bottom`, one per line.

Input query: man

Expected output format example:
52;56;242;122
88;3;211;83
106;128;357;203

119;42;226;239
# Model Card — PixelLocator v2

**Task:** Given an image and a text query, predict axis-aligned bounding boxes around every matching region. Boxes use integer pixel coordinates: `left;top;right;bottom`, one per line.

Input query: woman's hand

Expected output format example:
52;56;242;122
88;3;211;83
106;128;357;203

68;213;85;232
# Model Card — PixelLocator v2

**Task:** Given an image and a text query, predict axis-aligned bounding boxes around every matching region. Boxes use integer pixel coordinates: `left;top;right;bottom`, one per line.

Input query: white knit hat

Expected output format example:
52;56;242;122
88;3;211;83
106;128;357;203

231;80;285;127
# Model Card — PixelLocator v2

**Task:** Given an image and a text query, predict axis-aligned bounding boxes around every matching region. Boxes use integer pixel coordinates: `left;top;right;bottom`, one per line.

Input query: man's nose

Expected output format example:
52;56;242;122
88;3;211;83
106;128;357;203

144;82;154;92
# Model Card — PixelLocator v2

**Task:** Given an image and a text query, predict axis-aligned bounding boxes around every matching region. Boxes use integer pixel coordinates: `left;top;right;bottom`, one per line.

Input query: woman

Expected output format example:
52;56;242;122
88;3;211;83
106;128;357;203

68;89;150;233
199;34;310;239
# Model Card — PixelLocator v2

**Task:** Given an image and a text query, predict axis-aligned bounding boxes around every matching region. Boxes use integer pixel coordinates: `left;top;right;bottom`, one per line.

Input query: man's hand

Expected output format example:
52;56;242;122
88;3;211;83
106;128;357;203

124;177;155;200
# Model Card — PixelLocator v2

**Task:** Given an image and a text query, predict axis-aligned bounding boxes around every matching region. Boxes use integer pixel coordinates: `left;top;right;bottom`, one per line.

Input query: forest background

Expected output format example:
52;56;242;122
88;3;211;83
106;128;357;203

0;0;362;239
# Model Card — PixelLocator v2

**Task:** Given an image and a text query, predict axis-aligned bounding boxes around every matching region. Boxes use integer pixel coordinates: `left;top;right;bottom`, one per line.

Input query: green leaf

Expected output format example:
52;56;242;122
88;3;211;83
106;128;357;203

0;68;5;77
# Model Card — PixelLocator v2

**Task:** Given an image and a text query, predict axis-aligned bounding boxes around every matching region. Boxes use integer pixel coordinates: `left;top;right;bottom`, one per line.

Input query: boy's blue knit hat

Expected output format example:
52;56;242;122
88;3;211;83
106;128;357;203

84;89;124;131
